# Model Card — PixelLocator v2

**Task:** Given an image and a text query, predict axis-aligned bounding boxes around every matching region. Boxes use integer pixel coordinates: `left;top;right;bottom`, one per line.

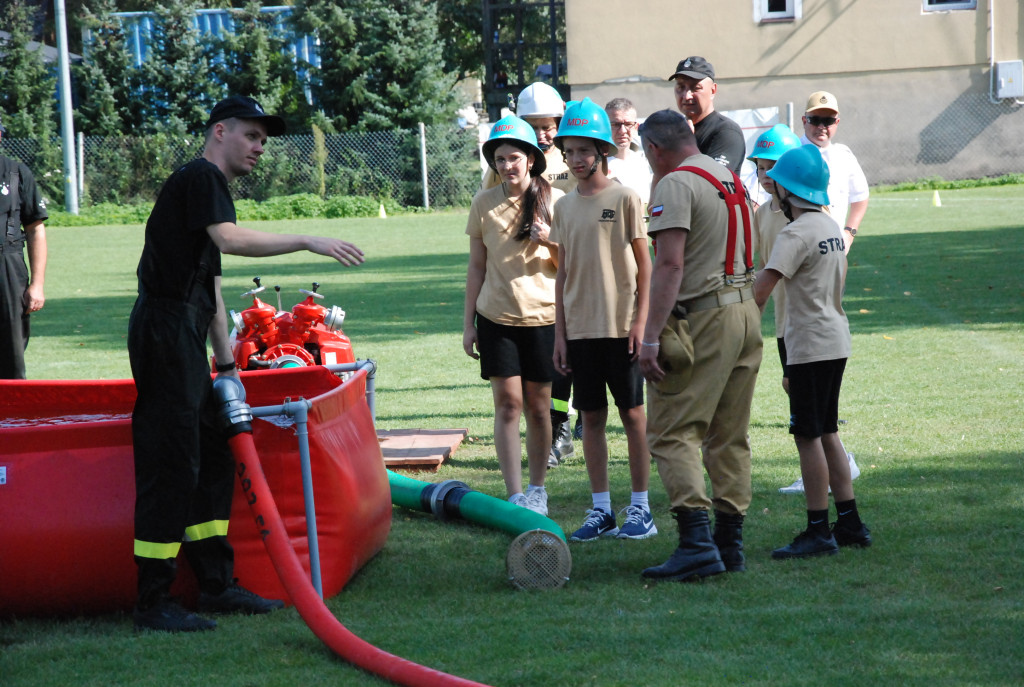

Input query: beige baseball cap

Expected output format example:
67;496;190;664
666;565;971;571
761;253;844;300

805;91;839;114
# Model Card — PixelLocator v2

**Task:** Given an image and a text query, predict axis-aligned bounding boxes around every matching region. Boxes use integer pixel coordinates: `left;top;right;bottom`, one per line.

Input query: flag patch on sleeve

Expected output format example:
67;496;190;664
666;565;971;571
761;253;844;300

650;205;663;217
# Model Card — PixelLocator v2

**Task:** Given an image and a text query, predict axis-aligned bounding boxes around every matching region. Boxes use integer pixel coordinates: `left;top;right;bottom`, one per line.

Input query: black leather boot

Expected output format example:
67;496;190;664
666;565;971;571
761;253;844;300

713;510;746;572
641;510;725;582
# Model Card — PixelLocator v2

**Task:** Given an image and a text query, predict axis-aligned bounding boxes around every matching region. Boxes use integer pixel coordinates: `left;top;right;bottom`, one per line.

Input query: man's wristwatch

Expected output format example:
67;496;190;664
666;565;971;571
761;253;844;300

844;226;858;237
214;360;237;373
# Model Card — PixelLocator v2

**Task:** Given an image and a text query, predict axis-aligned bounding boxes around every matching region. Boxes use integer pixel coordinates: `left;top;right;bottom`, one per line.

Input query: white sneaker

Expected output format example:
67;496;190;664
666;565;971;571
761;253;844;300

779;453;860;495
524;488;548;516
508;493;527;507
779;477;805;494
848;452;861;481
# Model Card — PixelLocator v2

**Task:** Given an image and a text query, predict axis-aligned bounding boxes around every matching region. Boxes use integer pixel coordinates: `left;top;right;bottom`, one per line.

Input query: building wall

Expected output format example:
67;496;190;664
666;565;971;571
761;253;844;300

565;0;1024;183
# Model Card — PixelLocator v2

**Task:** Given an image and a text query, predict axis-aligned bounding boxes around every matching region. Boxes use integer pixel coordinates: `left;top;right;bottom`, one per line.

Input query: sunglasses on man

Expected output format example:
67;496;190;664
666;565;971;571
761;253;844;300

806;115;838;127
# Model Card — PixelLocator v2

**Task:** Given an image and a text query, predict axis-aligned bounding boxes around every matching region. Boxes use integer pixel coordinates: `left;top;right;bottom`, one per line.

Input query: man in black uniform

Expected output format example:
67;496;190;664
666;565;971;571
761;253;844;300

669;56;746;176
129;96;365;633
0;116;48;379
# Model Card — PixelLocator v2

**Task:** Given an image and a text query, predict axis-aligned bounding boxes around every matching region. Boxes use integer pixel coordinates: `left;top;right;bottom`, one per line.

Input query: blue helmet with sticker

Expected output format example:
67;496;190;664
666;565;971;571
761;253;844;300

748;124;802;161
553;98;617;154
766;144;830;206
482;115;547;177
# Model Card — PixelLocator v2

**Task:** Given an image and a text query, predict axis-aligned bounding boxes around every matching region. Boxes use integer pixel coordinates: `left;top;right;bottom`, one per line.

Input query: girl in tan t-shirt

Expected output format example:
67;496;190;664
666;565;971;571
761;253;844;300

464;116;562;515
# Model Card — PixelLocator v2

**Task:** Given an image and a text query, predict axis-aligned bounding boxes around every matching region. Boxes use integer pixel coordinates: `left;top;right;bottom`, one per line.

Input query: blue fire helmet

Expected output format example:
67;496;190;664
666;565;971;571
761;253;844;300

766;144;831;206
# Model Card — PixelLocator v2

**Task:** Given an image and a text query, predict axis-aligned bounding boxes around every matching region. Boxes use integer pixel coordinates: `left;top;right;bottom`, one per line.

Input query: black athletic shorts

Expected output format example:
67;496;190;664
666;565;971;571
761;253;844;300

565;337;644;411
475;313;557;383
787;357;846;438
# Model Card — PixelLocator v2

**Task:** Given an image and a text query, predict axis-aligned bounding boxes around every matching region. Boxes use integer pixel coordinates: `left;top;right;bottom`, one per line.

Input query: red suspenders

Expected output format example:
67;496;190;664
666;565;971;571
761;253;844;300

672;164;754;280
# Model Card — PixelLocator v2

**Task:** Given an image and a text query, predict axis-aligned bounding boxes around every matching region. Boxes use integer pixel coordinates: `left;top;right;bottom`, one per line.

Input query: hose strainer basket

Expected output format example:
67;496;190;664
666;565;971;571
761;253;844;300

506;529;572;591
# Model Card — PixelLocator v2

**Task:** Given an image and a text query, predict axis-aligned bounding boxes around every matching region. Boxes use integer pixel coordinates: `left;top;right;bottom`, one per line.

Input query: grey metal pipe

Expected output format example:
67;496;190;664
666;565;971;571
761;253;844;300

238;360;378;599
324;359;377;423
249;397;323;598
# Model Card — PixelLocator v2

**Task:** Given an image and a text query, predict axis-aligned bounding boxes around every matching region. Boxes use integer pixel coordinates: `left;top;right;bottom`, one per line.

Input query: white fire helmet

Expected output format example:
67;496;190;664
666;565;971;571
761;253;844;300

516;82;565;119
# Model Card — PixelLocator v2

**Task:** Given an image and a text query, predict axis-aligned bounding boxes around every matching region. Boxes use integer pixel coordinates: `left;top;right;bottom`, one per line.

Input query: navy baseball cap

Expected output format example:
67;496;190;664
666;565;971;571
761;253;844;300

205;96;286;136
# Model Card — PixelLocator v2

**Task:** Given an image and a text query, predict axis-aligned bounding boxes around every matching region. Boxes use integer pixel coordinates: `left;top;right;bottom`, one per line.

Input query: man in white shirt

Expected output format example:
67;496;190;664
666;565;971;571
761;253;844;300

604;98;653;207
799;91;869;255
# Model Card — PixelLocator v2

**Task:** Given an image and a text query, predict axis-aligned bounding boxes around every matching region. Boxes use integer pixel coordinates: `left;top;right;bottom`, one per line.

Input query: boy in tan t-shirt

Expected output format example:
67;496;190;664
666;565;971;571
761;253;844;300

549;98;655;542
753;144;871;561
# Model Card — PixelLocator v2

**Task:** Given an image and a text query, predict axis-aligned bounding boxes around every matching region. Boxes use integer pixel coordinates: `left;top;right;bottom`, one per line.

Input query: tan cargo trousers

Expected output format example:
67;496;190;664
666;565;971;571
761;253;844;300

647;298;763;515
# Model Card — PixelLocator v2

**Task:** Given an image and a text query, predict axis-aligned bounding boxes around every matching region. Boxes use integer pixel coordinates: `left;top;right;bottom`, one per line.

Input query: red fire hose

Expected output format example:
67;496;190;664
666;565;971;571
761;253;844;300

227;431;490;687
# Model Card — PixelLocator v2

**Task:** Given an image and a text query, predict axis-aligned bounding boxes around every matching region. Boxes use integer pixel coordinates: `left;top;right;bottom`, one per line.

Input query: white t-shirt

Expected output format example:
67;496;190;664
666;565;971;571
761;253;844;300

800;136;869;229
607;148;653;206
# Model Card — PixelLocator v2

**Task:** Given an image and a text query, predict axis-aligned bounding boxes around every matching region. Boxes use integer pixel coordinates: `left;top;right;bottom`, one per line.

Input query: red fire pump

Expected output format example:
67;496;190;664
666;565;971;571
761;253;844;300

221;277;354;371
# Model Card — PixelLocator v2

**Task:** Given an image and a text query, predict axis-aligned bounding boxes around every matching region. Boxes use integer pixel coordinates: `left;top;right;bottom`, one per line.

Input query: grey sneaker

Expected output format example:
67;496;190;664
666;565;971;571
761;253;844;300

848;452;861;480
779;476;805;494
509;493;528;507
524;488;548;516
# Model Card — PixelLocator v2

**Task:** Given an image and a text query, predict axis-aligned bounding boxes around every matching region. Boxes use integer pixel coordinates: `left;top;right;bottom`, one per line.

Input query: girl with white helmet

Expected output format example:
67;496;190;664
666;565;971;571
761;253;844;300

482;82;575;193
464;115;566;515
752;144;871;560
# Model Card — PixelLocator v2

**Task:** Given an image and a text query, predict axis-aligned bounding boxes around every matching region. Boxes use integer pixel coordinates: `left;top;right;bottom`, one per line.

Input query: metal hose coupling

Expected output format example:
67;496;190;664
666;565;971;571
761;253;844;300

212;375;253;436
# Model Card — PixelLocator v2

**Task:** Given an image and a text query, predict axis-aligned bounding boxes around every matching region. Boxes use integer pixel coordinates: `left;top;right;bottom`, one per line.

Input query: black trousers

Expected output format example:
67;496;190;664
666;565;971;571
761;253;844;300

128;295;235;607
0;247;29;379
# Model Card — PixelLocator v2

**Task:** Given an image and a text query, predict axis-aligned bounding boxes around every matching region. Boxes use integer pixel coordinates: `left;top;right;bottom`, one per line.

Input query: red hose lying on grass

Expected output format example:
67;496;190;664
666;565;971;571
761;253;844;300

227;431;491;687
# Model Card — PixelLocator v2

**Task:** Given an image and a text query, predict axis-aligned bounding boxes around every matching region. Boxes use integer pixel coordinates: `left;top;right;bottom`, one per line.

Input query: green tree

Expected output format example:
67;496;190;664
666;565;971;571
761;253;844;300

73;0;142;135
290;0;457;131
0;0;63;203
437;0;483;83
0;0;58;140
139;0;223;135
216;1;311;133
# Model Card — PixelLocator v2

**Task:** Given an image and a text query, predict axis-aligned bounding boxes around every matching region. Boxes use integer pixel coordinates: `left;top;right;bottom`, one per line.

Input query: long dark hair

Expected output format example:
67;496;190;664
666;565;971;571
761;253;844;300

515;167;552;242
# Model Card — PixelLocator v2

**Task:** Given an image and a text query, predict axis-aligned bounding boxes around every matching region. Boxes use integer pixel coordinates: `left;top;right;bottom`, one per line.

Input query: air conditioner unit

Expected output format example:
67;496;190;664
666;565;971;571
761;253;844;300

994;60;1024;99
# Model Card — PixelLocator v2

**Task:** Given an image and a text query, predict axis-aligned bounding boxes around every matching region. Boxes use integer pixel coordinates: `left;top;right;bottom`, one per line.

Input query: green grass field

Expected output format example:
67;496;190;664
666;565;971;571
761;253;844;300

2;186;1023;686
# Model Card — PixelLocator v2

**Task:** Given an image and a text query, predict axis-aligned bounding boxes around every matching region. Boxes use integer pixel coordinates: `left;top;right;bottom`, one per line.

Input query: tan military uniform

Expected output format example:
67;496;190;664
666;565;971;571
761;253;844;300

646;154;763;515
482;147;576;194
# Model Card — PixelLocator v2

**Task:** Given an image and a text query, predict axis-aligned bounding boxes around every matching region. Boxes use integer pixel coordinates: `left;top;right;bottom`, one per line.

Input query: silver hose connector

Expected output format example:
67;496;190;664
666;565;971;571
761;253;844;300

212;375;253;436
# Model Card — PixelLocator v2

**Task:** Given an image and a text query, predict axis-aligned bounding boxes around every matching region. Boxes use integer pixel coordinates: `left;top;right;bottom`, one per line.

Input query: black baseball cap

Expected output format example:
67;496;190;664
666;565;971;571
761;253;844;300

668;56;715;82
205;95;286;136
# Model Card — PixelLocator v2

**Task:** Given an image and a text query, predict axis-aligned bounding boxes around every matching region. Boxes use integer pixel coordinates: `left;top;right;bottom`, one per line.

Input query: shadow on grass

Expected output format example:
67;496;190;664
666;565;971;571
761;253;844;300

30;225;1024;357
845;227;1024;333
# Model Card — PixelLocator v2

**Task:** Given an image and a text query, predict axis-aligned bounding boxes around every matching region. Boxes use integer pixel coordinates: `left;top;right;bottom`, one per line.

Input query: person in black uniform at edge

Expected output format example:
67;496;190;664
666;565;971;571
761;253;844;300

0;115;49;380
669;56;746;176
129;96;365;633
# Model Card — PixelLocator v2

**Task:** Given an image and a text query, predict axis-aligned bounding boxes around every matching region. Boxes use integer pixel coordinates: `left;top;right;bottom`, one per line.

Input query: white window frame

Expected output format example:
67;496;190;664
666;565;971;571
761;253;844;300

754;0;802;24
922;0;977;11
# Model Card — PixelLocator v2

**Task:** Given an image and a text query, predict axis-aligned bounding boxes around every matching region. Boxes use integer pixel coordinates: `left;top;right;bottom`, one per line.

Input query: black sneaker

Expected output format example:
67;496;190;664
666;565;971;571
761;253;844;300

771;529;839;560
832;521;872;548
133;599;216;633
198;581;285;615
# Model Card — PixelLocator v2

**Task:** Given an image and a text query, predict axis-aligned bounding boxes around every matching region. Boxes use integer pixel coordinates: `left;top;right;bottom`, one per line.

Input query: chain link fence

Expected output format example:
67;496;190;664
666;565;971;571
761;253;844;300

0;123;482;210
